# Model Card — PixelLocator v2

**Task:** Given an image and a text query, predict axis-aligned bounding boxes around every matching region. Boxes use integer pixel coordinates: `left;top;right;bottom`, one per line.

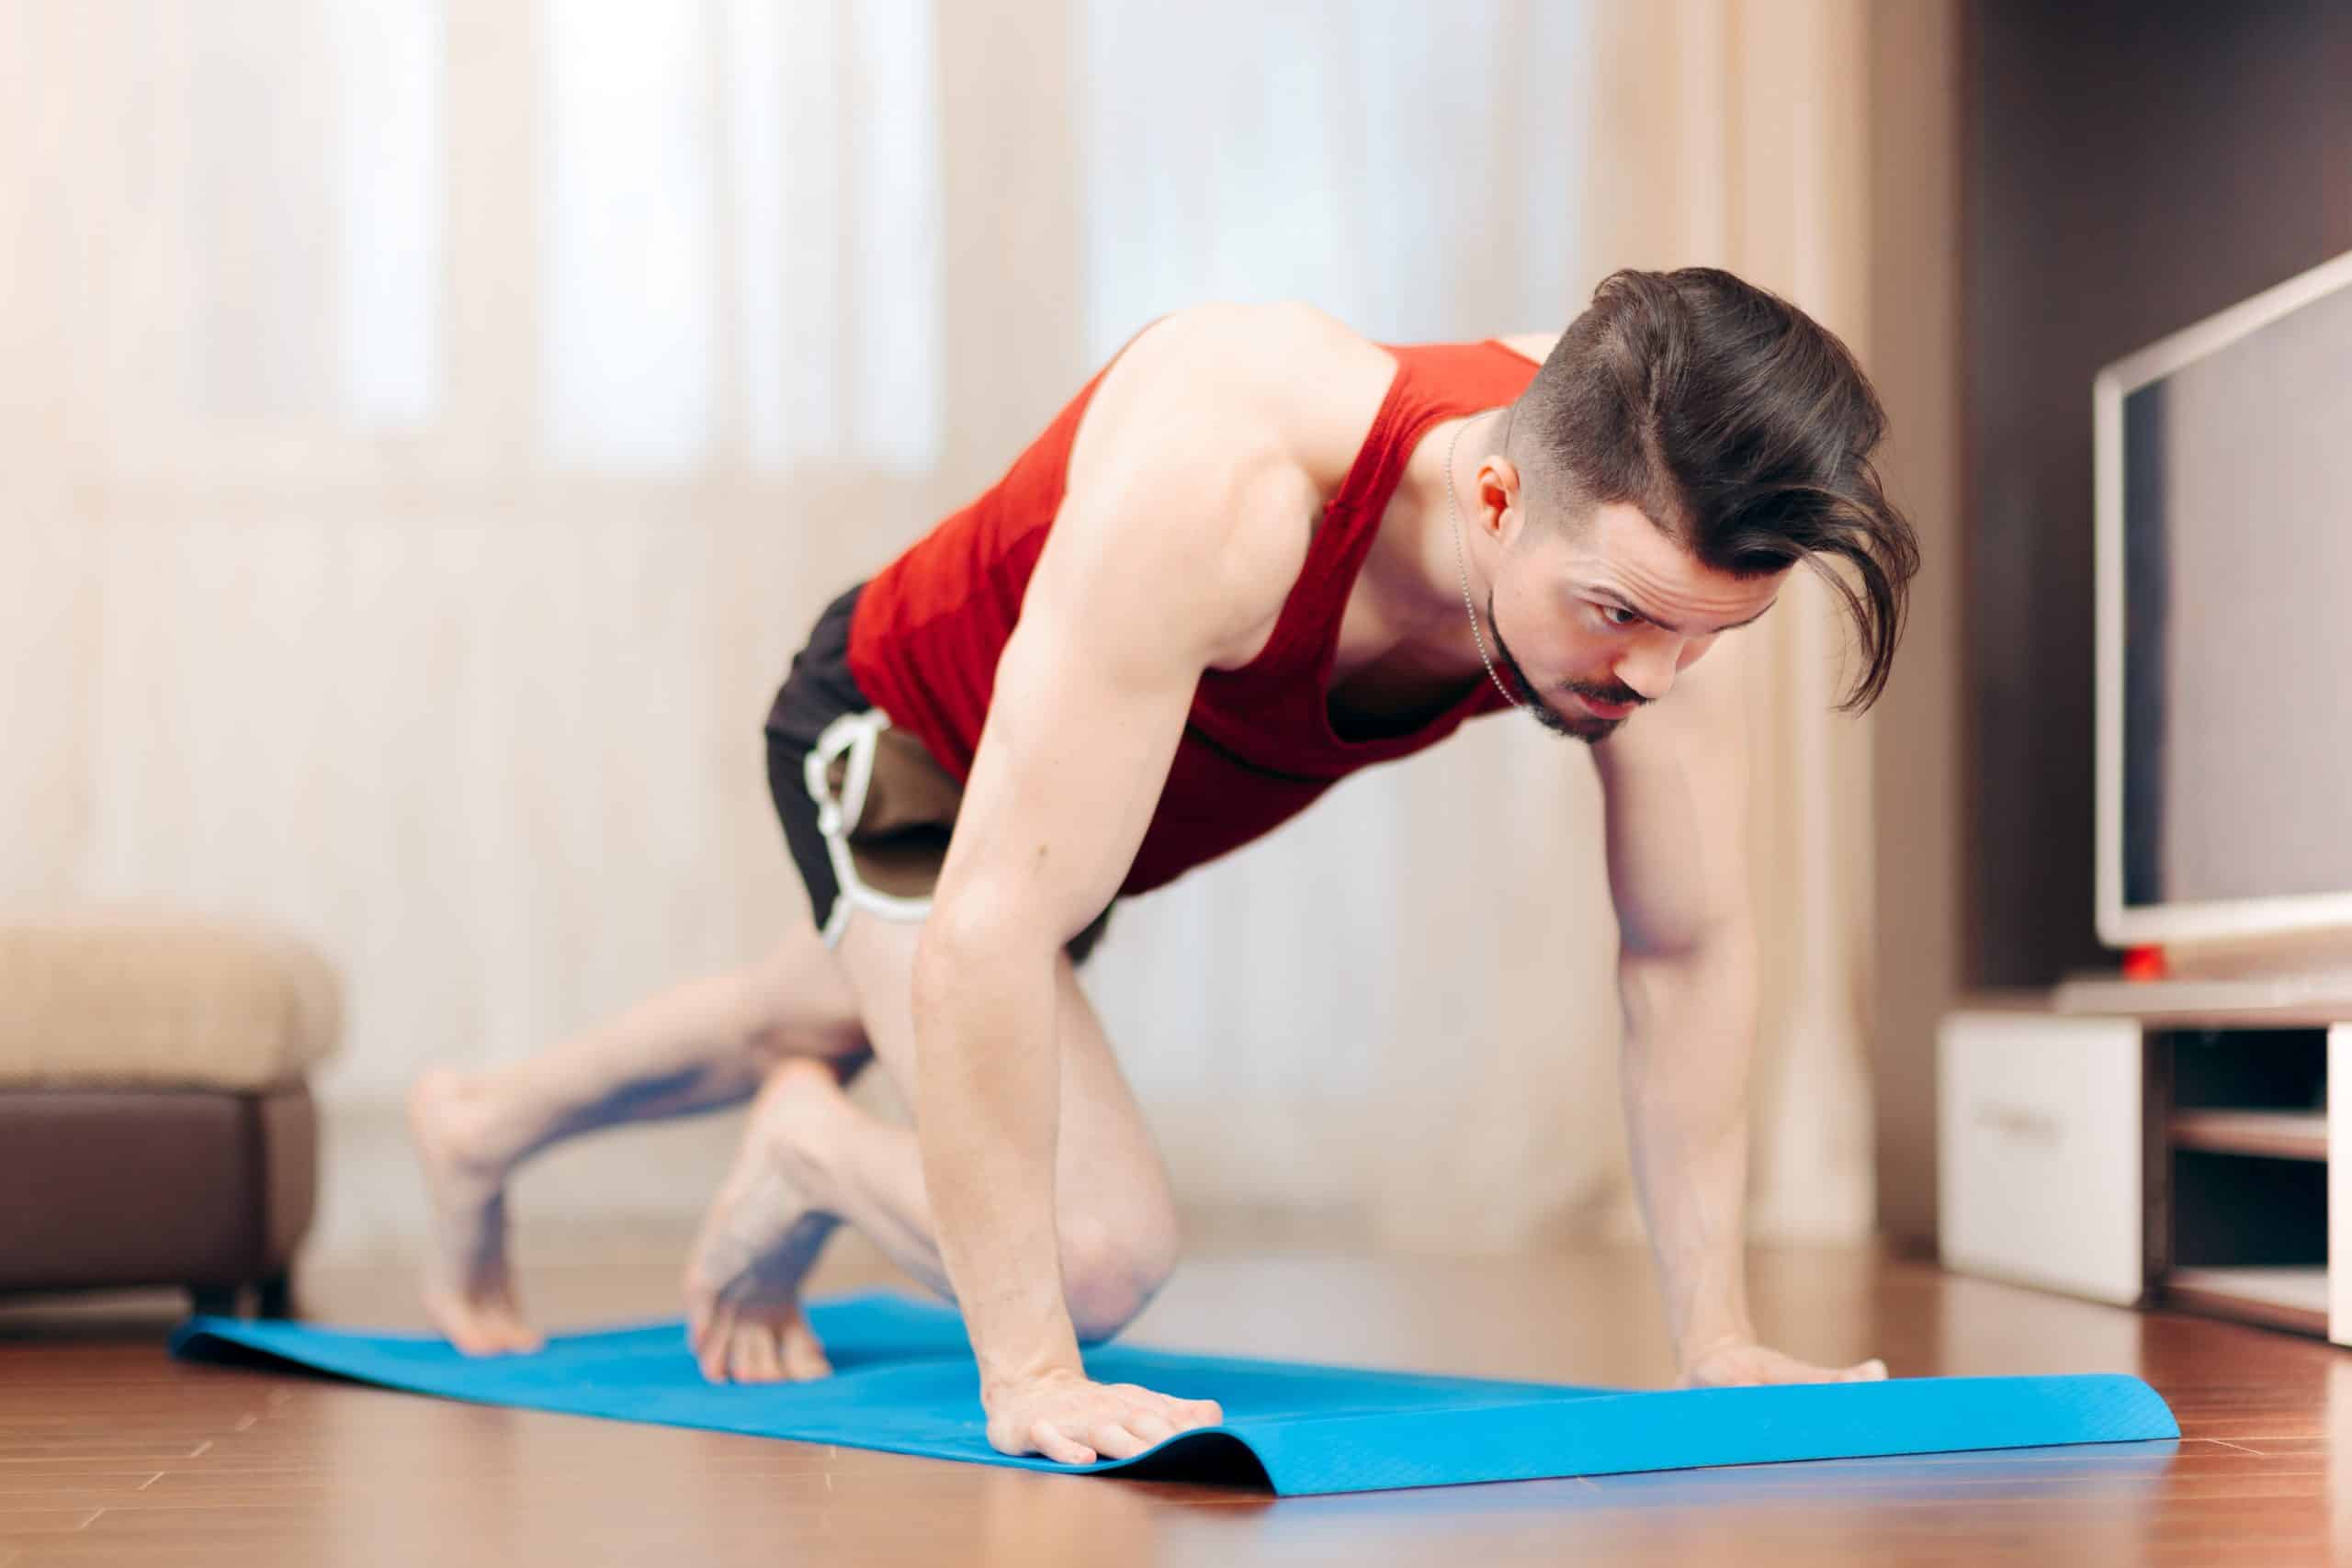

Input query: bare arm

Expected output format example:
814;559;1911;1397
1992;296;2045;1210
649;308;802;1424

910;311;1312;1459
1593;647;1884;1387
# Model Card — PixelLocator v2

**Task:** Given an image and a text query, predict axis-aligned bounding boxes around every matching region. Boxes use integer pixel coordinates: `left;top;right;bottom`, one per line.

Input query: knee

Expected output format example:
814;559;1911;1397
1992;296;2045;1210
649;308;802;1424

1058;1204;1180;1344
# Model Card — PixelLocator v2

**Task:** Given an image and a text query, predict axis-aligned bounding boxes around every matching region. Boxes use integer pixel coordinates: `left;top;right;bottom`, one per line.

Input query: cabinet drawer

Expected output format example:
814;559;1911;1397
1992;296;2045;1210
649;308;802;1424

1938;1010;2144;1305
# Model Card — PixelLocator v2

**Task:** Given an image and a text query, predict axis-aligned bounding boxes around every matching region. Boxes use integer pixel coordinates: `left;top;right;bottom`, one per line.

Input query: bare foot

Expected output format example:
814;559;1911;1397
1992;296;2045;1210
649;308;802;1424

407;1067;543;1355
684;1059;850;1384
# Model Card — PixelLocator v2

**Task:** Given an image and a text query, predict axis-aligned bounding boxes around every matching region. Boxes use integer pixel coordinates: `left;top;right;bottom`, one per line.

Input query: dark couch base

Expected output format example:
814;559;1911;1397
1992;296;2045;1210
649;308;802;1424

0;1083;317;1314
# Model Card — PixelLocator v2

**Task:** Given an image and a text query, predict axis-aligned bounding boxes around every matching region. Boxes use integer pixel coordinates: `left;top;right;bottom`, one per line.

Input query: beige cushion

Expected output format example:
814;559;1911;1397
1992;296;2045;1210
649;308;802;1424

0;908;342;1089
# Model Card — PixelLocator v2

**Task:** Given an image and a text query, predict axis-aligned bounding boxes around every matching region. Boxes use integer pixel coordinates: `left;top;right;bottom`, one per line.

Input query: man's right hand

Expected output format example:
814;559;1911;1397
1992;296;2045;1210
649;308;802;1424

983;1368;1225;1465
913;309;1303;1472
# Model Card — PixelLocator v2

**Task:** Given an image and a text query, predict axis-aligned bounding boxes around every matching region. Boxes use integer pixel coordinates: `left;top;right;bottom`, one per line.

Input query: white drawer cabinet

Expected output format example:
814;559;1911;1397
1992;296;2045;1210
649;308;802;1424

1940;997;2351;1347
1937;1009;2147;1306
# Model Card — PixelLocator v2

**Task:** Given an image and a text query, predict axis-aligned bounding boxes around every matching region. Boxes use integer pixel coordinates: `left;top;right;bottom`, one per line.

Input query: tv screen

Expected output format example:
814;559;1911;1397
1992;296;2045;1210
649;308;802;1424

2114;266;2352;917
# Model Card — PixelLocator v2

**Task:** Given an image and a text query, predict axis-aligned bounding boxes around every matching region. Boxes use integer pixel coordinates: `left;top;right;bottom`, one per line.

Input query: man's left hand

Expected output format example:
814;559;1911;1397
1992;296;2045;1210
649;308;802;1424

1678;1340;1888;1390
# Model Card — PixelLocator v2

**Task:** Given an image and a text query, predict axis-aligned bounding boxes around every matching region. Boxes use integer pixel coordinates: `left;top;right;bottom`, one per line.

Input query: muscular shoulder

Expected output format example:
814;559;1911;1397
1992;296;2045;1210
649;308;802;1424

1058;302;1396;663
1088;300;1395;485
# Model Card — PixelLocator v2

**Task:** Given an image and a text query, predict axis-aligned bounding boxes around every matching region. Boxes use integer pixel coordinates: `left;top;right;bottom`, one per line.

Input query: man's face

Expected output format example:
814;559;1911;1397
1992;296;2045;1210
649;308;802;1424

1486;498;1786;743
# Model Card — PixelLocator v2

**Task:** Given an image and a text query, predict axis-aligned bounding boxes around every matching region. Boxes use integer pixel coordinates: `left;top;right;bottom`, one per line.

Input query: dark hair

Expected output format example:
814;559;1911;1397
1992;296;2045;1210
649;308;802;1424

1511;266;1920;712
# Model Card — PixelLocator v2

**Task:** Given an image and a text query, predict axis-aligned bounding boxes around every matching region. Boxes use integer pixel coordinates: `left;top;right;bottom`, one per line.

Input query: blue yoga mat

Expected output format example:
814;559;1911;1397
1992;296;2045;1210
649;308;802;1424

171;1291;2177;1495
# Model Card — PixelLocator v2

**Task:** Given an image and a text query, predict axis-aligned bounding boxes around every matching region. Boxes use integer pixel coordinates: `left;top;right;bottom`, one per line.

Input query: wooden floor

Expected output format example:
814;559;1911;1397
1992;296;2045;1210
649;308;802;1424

3;1241;2347;1566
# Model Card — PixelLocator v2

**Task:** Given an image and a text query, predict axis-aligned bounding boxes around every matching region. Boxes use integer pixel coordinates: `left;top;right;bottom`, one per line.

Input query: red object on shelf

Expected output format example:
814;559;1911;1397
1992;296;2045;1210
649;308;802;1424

2121;945;2168;981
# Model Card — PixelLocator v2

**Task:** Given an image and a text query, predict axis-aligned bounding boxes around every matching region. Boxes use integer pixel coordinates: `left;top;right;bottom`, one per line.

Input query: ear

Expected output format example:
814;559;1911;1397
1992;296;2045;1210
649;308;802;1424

1476;455;1526;546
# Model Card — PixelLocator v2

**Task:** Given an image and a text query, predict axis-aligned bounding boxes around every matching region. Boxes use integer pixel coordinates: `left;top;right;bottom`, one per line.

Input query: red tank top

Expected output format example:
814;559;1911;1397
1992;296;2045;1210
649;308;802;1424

846;333;1543;896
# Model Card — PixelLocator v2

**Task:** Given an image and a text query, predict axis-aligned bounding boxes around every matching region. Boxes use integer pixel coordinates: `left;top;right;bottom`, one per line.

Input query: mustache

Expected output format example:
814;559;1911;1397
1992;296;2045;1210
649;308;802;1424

1558;676;1645;708
1485;594;1645;712
1485;594;1645;743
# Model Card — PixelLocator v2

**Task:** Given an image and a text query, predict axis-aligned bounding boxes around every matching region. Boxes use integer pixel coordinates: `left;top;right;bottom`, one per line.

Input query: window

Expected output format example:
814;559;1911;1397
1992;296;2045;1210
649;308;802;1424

541;0;943;473
177;0;445;426
1073;0;1588;359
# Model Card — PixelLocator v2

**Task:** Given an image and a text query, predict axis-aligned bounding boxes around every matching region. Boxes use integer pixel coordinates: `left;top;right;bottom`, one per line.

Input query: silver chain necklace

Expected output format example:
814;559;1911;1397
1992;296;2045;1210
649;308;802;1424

1444;412;1524;712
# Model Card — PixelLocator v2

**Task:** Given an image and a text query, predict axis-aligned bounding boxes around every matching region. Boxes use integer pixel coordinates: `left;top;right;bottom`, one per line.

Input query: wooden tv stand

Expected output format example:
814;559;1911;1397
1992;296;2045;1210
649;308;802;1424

1939;985;2350;1347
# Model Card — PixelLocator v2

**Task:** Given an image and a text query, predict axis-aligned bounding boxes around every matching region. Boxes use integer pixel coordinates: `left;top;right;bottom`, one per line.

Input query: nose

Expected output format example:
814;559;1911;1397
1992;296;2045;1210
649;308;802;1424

1614;640;1686;704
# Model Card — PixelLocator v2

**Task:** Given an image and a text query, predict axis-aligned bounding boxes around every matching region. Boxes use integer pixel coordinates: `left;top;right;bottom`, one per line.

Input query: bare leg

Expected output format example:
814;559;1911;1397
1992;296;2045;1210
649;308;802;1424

408;922;864;1354
681;912;1181;1382
680;1058;854;1382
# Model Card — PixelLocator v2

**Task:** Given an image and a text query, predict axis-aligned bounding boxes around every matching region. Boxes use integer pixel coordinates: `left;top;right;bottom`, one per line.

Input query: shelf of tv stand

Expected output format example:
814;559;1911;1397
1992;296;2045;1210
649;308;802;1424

2163;1266;2333;1337
2166;1109;2329;1161
2137;1012;2347;1347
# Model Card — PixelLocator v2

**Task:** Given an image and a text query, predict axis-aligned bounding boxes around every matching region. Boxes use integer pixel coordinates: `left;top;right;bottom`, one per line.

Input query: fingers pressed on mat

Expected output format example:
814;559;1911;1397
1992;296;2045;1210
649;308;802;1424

1091;1422;1151;1461
1125;1412;1176;1444
1032;1422;1095;1465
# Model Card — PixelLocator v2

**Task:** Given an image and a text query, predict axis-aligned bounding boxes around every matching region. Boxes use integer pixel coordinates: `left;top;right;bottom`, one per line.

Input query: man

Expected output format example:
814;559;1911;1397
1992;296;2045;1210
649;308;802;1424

409;267;1919;1465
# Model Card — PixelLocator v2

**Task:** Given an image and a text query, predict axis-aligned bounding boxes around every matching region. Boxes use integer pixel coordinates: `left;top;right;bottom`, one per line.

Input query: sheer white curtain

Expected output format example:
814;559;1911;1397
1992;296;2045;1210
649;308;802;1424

1067;0;1614;1242
0;0;1879;1263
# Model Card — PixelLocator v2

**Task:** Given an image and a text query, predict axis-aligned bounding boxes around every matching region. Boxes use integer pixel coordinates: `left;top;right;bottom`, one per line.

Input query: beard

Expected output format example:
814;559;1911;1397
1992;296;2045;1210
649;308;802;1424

1487;592;1643;744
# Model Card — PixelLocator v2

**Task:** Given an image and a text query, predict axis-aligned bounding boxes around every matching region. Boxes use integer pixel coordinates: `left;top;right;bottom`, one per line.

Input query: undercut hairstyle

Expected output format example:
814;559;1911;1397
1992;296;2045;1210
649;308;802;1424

1510;267;1921;712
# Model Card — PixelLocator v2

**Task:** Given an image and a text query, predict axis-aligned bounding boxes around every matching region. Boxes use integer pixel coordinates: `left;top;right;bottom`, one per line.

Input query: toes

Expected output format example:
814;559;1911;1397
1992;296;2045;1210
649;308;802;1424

694;1304;738;1383
731;1325;784;1383
456;1294;540;1356
441;1314;539;1358
721;1315;833;1383
491;1314;545;1356
425;1291;511;1358
443;1322;496;1358
687;1308;832;1386
780;1319;833;1382
472;1289;541;1354
683;1278;729;1352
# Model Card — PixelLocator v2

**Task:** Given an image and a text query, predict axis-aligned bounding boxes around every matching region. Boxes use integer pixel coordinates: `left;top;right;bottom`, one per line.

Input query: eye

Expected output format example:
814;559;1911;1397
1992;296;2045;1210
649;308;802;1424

1595;603;1643;629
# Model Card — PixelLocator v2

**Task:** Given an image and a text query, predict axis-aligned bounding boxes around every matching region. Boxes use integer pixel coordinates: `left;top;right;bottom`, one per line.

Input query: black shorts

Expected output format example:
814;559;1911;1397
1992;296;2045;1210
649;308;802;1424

763;584;1114;964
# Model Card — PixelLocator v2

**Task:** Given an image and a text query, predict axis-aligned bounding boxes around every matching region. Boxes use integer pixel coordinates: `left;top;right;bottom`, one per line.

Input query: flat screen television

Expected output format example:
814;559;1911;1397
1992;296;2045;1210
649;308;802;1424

2095;247;2352;956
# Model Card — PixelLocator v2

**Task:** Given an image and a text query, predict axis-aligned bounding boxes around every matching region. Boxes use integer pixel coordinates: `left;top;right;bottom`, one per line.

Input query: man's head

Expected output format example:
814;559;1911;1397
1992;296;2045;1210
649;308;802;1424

1467;267;1919;743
